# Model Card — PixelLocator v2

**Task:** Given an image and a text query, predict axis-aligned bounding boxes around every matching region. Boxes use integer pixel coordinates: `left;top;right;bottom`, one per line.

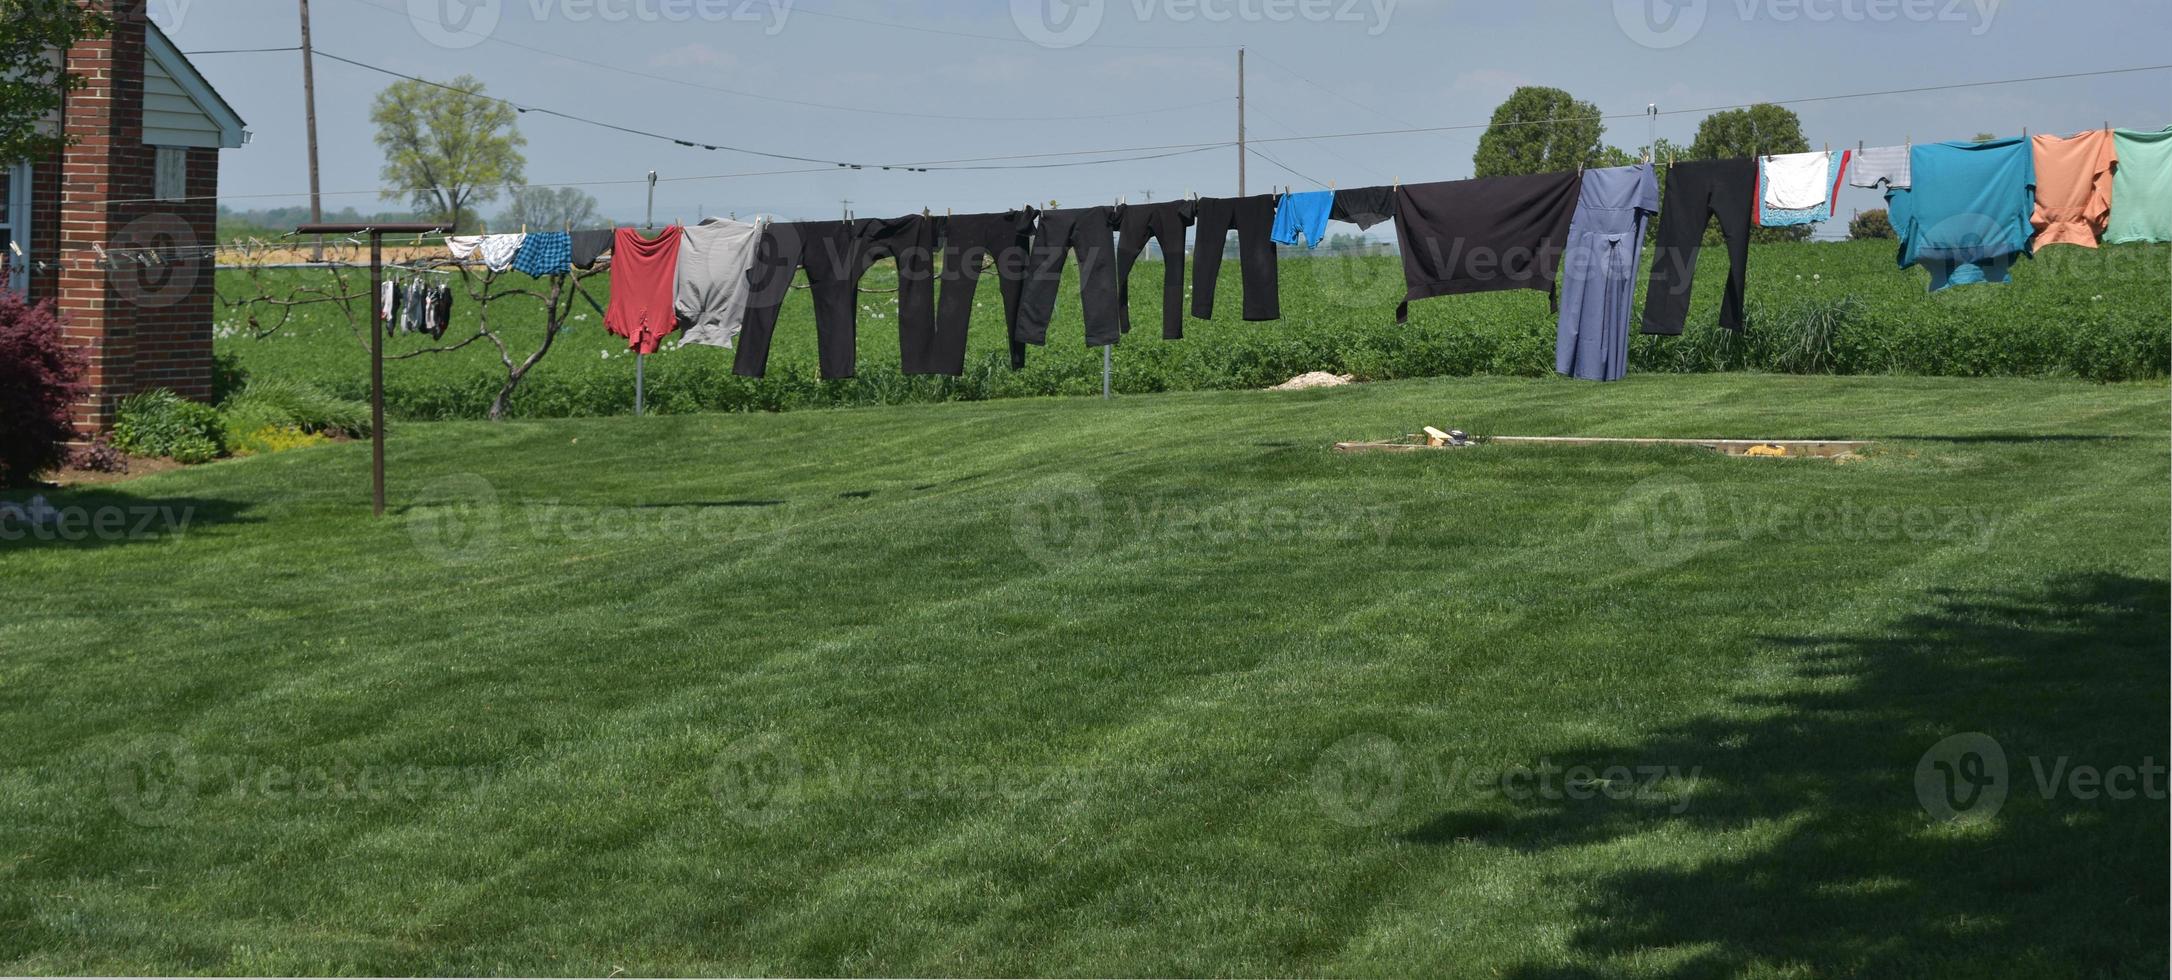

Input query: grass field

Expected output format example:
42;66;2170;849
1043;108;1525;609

215;239;2172;420
3;373;2165;975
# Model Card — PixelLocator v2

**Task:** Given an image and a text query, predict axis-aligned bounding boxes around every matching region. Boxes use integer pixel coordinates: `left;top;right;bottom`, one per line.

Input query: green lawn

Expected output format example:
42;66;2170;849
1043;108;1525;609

3;374;2167;976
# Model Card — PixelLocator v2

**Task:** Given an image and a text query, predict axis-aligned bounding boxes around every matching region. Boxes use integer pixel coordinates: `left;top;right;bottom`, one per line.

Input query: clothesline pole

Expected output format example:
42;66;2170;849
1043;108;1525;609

1102;345;1112;400
637;170;658;418
297;221;447;516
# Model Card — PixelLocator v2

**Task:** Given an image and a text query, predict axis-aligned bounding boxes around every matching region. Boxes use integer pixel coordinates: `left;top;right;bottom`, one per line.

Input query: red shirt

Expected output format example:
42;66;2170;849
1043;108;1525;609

604;226;684;353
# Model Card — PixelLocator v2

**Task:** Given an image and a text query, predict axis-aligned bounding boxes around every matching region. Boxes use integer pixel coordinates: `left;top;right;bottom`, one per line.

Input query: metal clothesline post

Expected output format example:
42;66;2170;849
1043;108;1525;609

295;221;448;516
637;170;657;417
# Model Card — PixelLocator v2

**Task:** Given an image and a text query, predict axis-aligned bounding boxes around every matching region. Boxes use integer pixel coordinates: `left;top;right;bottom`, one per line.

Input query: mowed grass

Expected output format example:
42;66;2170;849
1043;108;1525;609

2;374;2167;976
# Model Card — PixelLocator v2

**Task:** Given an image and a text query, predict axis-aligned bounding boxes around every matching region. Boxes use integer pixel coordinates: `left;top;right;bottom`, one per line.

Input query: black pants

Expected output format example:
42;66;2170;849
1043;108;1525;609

1642;159;1754;335
736;216;936;378
1017;206;1122;356
1116;200;1194;339
1191;194;1280;321
932;209;1036;374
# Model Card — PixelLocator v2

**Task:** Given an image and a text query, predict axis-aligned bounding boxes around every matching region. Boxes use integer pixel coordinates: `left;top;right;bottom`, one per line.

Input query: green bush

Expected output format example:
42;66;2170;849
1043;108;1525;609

221;377;371;436
111;390;226;464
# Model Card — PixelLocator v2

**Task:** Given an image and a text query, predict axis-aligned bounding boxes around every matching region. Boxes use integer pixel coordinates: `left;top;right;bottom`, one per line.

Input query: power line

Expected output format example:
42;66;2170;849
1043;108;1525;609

883;62;2172;167
1247;147;1322;189
316;0;1226;121
307;50;1226;174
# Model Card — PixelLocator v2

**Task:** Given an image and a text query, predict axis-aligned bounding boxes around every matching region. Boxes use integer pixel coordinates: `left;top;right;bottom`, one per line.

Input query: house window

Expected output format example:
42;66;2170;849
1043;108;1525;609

153;147;187;203
2;162;28;296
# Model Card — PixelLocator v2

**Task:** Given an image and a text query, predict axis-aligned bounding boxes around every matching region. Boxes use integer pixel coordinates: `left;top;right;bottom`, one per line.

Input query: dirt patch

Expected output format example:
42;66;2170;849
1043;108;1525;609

45;455;187;488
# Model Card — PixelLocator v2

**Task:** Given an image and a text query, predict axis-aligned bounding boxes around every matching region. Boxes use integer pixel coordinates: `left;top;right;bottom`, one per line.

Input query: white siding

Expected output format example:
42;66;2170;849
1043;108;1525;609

142;55;224;148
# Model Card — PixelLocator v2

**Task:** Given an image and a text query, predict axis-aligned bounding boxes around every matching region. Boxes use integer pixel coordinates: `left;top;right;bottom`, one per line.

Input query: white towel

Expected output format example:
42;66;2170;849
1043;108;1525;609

1762;151;1832;210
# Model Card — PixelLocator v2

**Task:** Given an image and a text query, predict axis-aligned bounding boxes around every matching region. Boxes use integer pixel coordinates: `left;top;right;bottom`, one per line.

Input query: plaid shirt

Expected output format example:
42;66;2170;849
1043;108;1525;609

510;231;573;277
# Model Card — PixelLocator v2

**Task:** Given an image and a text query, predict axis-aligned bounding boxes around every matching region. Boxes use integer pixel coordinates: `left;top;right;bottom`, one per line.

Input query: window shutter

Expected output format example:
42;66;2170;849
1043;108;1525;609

154;147;188;203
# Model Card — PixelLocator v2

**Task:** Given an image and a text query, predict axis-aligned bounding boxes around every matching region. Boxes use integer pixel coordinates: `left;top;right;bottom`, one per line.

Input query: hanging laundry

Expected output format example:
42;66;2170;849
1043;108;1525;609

1391;171;1582;324
510;230;573;277
935;209;1037;374
569;228;615;270
1759;150;1851;227
2030;130;2118;249
672;217;765;350
603;225;684;354
736;216;938;379
1331;186;1396;230
1556;163;1659;382
2104;126;2172;245
1017;206;1123;354
379;279;397;328
1270;190;1333;248
1643;158;1756;334
1890;137;2034;291
1115;200;1195;341
477;233;527;272
431;283;452;339
1848;144;1913;190
1762;151;1833;210
445;235;487;262
402;276;428;334
1191;195;1280;321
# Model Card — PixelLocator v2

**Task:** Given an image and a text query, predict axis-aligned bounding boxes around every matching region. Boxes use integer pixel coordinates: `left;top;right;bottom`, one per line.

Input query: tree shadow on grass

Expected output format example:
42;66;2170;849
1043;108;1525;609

1407;573;2169;978
0;488;258;555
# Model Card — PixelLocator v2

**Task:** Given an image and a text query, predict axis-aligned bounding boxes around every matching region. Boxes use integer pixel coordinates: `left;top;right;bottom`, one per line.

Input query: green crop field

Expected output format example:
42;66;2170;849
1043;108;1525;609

214;239;2171;420
3;373;2165;976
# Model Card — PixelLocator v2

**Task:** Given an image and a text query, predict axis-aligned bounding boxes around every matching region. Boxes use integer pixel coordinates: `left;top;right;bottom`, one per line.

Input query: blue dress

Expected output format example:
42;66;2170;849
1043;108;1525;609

1556;164;1660;381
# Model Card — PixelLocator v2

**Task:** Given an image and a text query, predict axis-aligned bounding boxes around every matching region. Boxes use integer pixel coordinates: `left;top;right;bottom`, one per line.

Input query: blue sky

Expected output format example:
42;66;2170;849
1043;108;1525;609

157;0;2168;227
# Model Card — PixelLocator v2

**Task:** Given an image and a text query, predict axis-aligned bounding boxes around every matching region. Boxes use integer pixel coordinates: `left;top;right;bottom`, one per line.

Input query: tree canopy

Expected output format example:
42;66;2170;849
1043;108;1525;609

370;76;526;233
1472;86;1608;177
0;0;111;162
495;185;600;233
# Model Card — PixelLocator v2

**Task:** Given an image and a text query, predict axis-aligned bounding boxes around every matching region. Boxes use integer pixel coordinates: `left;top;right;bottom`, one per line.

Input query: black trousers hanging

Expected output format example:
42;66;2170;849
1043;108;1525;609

1191;194;1280;321
1642;158;1755;335
1116;200;1195;339
933;209;1037;374
736;216;937;379
1016;206;1122;356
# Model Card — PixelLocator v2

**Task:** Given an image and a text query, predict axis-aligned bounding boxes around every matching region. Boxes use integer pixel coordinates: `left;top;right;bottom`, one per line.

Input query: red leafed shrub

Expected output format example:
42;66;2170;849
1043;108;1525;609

0;292;87;486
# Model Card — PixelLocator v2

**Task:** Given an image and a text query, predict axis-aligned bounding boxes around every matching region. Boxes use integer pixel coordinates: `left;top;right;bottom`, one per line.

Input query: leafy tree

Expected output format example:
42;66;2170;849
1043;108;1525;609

1688;104;1813;243
1473;87;1606;177
0;0;111;162
1849;208;1895;240
1687;103;1809;161
370;76;526;233
495;185;600;232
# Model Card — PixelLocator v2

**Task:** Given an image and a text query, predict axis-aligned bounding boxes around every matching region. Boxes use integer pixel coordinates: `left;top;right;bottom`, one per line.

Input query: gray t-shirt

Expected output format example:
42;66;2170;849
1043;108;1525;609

674;217;765;349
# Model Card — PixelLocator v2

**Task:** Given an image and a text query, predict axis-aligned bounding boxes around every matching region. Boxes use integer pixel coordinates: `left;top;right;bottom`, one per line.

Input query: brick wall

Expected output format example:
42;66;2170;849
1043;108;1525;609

41;0;221;433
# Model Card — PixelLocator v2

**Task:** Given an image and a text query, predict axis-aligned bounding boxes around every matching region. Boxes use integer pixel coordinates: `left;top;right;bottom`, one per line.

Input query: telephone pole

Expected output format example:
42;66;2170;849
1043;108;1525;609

298;0;324;260
1236;47;1247;196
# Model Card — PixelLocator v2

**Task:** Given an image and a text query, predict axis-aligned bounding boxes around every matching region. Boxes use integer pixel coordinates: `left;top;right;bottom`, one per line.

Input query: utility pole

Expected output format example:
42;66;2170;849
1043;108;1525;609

298;0;324;261
841;198;854;220
1236;47;1246;196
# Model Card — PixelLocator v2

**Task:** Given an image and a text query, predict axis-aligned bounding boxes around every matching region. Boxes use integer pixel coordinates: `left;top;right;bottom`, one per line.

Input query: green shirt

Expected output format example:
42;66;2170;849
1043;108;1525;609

2104;126;2172;244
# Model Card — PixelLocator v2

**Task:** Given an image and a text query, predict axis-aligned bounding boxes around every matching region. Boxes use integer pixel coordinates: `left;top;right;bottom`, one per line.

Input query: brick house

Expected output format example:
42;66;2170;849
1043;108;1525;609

2;4;246;431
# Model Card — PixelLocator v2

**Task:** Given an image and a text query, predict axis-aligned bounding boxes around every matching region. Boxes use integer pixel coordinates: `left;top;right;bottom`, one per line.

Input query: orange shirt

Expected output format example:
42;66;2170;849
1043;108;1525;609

2031;130;2118;249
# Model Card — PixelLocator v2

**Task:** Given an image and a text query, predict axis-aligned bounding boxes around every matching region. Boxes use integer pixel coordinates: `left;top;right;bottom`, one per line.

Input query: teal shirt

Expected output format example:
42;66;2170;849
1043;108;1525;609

2104;126;2172;244
1889;138;2035;291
